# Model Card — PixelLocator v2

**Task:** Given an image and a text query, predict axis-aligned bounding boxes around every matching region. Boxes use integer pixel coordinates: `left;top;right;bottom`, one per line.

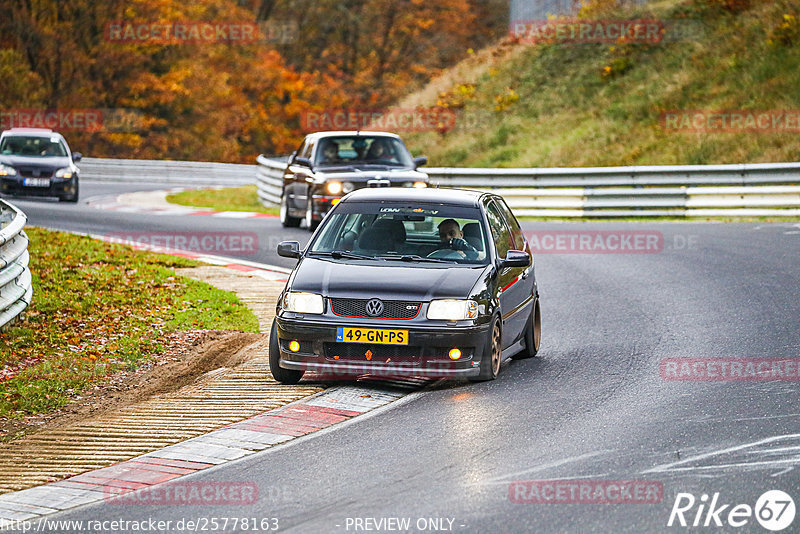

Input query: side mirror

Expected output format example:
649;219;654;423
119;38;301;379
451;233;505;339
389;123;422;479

499;250;530;269
72;152;82;163
413;156;428;169
277;240;301;259
294;156;312;168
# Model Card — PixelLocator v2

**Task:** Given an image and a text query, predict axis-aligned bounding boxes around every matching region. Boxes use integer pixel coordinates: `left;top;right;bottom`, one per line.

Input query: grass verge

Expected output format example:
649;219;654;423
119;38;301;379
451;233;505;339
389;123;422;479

0;227;259;419
166;185;278;215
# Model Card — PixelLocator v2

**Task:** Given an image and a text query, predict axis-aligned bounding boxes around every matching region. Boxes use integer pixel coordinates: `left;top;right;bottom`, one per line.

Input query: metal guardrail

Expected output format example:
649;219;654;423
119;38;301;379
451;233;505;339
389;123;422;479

255;155;287;206
0;200;32;329
255;158;800;217
80;157;256;186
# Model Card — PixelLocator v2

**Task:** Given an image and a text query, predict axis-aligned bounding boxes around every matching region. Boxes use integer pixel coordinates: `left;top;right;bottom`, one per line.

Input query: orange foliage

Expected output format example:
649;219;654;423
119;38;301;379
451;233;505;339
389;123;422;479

0;0;506;162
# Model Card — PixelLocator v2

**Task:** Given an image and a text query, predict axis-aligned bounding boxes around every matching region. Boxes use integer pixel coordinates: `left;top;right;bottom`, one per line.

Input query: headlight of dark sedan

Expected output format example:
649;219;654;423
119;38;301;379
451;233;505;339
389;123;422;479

282;292;324;314
326;181;343;195
0;164;17;176
427;299;478;320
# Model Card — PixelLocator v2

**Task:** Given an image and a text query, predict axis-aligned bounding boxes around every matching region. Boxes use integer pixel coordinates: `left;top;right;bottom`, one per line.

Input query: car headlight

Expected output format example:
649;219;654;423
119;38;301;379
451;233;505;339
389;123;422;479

326;181;343;195
342;181;355;193
427;299;478;321
282;292;324;314
413;181;427;188
55;168;73;179
0;164;16;177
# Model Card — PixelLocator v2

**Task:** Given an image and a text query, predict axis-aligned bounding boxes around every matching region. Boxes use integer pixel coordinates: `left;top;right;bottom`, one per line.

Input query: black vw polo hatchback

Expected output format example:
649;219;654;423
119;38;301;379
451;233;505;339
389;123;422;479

270;188;541;383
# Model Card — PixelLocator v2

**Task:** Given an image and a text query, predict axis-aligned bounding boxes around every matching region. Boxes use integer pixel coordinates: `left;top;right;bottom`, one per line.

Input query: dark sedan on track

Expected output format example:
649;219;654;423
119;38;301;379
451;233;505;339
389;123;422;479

279;131;429;231
270;187;541;383
0;128;81;202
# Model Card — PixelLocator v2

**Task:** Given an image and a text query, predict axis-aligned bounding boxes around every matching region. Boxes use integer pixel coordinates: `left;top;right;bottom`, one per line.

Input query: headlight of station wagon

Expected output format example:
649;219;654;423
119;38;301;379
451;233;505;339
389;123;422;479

427;299;478;321
282;292;324;314
55;167;73;179
0;164;16;176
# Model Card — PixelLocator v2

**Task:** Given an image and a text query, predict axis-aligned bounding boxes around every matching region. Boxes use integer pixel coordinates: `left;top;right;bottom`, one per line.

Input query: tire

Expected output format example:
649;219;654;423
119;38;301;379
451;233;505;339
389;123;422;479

280;191;301;228
304;190;319;232
269;318;304;384
59;179;79;203
513;298;541;360
470;318;502;382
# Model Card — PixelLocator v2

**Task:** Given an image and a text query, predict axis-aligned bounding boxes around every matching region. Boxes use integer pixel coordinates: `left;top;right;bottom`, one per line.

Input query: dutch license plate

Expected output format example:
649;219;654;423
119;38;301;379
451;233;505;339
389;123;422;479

336;327;408;345
23;178;50;187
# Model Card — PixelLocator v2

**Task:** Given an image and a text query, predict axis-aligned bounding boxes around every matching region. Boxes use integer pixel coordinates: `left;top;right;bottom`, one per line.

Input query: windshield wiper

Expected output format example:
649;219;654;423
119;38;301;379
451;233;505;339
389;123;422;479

379;254;457;264
308;250;377;260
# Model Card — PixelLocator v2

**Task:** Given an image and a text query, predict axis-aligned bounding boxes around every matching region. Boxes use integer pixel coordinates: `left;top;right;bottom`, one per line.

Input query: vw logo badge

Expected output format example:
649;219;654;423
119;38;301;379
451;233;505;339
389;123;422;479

365;299;384;317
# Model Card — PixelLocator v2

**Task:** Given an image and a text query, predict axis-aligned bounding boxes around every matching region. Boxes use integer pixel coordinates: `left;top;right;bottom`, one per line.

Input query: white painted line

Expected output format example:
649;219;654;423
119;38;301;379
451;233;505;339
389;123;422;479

212;211;257;218
643;433;800;473
476;451;616;485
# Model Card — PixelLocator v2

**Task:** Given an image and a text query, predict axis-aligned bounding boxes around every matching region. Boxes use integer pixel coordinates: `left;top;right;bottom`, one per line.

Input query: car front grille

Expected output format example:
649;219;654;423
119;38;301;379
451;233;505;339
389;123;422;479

323;342;420;364
18;167;54;178
330;298;421;319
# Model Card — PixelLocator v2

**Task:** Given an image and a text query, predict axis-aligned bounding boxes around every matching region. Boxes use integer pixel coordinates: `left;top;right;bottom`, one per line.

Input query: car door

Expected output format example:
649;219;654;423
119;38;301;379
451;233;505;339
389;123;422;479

495;196;536;321
284;139;315;214
486;199;530;347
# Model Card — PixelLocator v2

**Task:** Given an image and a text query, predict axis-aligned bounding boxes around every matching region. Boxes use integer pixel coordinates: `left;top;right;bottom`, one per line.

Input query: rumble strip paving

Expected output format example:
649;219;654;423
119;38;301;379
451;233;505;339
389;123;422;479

0;263;425;523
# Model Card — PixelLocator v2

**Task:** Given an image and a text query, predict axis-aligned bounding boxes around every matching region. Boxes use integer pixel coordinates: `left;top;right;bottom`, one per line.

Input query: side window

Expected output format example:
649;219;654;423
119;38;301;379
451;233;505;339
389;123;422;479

302;140;314;160
485;202;512;259
292;142;306;162
494;199;525;250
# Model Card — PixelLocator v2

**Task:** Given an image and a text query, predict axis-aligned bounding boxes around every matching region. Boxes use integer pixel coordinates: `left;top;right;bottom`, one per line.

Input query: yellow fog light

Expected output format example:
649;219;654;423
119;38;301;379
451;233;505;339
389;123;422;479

448;348;462;360
289;340;301;353
413;181;427;188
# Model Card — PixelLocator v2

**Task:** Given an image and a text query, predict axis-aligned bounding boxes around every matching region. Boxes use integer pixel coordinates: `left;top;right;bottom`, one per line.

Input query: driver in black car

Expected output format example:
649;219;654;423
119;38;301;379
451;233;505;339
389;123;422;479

436;218;478;259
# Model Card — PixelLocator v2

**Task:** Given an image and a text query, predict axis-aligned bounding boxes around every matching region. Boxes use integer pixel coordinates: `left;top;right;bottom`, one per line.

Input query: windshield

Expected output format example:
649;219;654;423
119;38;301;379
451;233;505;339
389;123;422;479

308;202;489;266
0;135;68;157
313;136;413;168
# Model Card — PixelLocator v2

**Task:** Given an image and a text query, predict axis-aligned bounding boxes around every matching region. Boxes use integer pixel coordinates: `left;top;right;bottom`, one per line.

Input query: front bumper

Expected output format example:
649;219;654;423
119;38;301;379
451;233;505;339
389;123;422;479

276;316;490;378
1;176;77;198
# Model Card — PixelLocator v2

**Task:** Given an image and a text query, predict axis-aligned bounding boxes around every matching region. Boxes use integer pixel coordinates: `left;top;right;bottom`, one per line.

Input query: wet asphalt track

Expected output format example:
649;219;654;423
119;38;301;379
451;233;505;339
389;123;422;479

6;182;800;533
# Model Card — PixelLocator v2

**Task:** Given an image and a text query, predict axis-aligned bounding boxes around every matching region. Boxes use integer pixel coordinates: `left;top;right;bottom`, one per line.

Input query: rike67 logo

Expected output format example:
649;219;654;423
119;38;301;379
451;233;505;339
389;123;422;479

668;490;795;531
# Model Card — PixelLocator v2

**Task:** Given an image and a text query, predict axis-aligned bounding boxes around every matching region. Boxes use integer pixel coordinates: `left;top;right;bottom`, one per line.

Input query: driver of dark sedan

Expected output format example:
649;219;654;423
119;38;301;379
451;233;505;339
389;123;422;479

366;139;392;161
437;218;478;259
321;141;340;163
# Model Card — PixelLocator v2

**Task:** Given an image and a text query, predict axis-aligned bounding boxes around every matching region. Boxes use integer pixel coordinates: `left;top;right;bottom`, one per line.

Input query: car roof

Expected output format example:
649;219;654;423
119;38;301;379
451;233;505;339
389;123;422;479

340;187;487;207
1;128;63;139
303;131;401;141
